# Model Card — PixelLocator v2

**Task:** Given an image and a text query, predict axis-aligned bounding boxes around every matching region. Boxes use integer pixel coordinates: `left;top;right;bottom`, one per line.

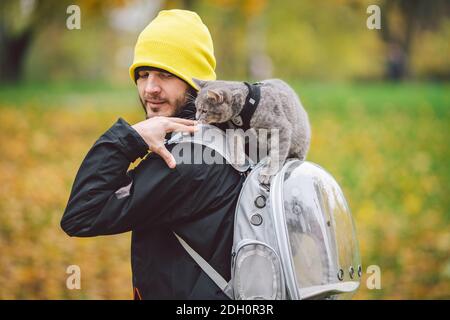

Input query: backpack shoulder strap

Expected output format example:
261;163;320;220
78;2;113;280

173;232;232;299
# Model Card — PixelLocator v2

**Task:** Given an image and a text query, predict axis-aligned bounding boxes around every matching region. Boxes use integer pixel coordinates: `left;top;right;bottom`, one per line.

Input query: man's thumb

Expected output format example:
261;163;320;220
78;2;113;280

155;145;176;169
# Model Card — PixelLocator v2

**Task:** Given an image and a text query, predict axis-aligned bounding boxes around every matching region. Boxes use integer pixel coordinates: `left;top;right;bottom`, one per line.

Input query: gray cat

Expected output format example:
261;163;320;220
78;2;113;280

193;78;311;185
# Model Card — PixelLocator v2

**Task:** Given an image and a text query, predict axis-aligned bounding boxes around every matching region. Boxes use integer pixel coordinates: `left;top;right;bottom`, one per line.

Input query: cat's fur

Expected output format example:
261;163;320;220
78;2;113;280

193;78;311;184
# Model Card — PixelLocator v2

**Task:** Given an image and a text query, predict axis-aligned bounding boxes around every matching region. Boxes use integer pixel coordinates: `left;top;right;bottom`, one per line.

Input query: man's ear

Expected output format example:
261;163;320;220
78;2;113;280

192;78;208;89
207;89;223;103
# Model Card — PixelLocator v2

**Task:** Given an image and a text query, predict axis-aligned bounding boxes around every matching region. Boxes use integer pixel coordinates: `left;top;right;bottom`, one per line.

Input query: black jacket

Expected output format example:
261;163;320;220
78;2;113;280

61;111;244;299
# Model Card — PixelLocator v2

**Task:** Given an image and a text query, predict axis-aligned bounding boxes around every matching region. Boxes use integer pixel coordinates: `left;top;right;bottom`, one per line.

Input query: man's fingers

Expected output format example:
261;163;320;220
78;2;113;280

167;122;199;133
169;117;198;126
154;145;176;168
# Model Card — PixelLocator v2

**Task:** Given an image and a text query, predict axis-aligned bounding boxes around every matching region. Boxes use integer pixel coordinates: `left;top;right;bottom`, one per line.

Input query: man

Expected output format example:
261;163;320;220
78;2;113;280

61;9;244;299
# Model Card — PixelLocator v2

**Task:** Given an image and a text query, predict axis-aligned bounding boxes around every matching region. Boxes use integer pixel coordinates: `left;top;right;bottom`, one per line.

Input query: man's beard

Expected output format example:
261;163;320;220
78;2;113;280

139;94;188;120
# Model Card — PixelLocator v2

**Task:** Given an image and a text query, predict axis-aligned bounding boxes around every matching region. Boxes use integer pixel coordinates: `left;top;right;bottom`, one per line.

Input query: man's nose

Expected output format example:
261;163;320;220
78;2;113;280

144;75;162;95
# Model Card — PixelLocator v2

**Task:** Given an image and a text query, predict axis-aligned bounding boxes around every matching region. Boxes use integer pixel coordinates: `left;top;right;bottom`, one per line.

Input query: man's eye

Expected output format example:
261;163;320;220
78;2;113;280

161;72;174;79
139;72;149;79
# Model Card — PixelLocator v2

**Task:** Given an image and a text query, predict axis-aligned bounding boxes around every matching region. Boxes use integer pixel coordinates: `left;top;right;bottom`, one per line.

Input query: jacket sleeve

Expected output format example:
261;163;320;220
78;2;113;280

60;117;204;237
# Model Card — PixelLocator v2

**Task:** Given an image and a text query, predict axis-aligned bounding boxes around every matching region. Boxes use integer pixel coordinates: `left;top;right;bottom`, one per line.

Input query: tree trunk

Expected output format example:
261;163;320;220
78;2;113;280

380;1;408;80
0;29;34;83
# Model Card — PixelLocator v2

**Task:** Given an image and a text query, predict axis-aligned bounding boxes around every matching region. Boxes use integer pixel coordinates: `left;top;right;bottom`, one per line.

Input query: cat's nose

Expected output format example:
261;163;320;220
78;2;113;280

196;113;206;123
196;110;206;119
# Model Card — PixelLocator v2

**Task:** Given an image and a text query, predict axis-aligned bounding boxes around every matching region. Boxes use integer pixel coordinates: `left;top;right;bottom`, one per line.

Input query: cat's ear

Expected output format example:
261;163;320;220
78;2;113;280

192;78;208;90
207;89;223;103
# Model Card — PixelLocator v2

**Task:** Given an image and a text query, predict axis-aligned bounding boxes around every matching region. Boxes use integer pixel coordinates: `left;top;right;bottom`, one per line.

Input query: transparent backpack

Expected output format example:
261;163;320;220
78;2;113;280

168;125;361;300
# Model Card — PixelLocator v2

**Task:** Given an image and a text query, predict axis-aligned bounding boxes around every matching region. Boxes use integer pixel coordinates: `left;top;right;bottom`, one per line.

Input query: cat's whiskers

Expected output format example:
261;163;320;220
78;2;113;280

185;92;197;105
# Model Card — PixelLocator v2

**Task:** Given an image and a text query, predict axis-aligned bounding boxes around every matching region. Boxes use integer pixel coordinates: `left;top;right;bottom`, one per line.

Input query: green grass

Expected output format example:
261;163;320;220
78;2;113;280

0;81;138;110
1;80;448;114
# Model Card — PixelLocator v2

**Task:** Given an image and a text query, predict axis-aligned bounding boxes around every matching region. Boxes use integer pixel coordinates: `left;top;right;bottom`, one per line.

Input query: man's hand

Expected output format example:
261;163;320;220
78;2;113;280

132;117;198;168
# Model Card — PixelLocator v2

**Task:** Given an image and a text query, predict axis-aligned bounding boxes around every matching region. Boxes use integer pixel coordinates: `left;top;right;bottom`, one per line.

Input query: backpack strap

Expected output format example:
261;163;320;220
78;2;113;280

173;232;232;299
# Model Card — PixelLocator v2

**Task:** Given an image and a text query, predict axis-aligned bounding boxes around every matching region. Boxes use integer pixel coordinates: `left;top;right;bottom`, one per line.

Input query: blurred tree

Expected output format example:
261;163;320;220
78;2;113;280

380;0;450;80
231;0;271;80
0;0;128;83
165;0;197;11
166;0;270;79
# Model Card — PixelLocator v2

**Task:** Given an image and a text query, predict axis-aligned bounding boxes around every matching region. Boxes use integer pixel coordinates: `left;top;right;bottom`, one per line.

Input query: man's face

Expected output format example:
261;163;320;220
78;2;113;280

136;68;190;118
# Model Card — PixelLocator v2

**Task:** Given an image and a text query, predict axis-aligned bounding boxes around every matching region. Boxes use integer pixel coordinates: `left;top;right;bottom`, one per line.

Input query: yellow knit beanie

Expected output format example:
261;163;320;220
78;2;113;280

129;9;216;90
